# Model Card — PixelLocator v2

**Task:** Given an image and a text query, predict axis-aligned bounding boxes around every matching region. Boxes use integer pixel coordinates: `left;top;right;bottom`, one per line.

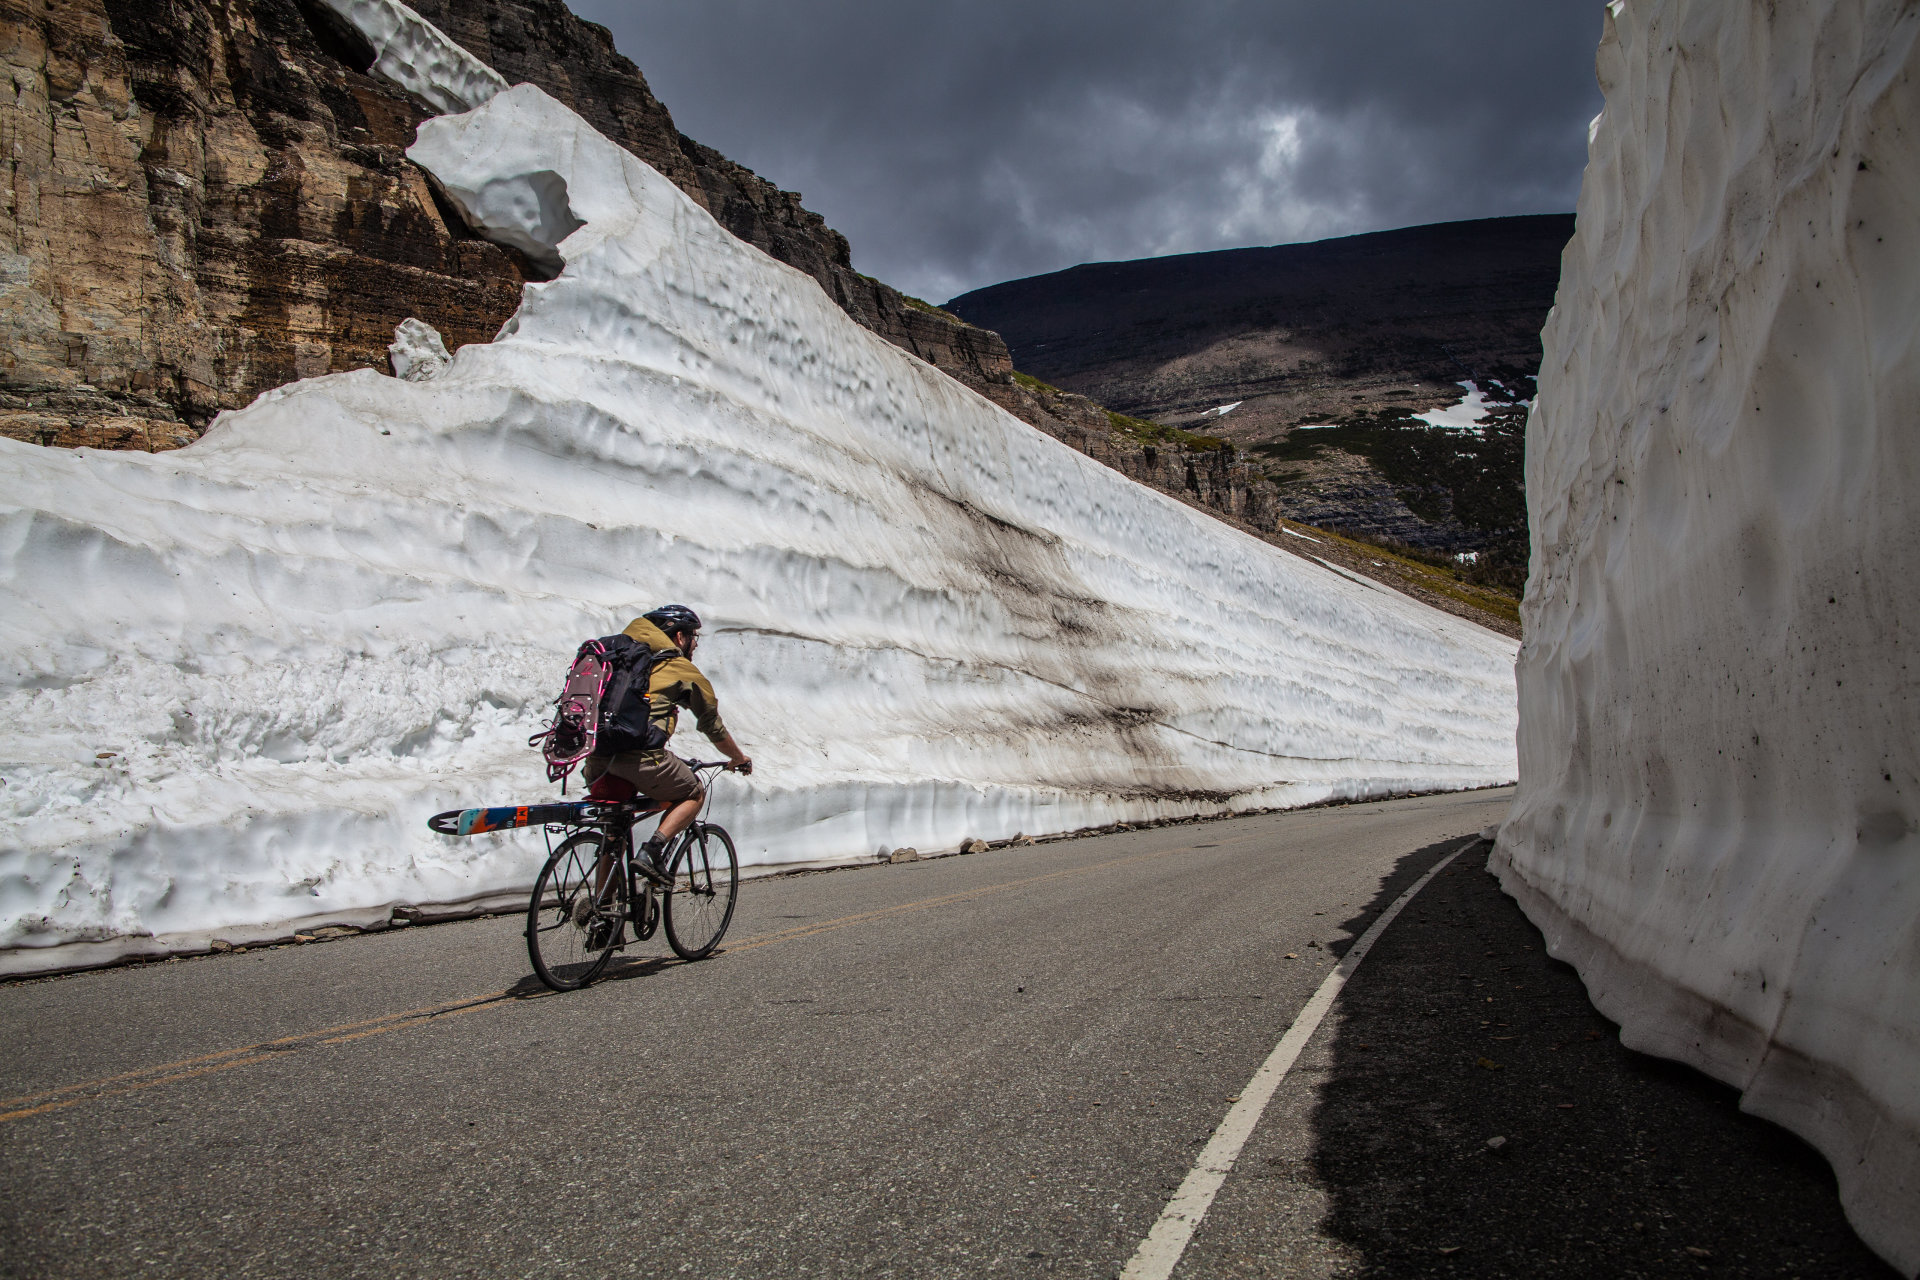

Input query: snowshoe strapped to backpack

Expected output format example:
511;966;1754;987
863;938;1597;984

529;634;673;789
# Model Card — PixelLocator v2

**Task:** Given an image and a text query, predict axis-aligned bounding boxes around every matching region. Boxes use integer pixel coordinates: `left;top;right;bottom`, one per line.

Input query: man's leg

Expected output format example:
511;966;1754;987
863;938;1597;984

603;751;703;877
581;756;616;892
654;790;705;845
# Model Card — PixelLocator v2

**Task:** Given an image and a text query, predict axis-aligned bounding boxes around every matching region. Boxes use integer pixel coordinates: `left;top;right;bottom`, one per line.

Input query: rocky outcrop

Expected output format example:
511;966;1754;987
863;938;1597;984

0;0;535;447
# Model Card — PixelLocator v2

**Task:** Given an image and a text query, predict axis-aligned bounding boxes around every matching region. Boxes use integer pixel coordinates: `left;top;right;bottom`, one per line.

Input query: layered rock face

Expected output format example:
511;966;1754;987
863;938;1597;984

0;0;535;448
1496;1;1920;1271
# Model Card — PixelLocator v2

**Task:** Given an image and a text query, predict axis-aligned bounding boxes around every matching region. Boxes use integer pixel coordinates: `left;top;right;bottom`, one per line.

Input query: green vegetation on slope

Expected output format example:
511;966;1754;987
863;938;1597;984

1255;404;1528;593
1103;409;1229;453
1282;519;1523;628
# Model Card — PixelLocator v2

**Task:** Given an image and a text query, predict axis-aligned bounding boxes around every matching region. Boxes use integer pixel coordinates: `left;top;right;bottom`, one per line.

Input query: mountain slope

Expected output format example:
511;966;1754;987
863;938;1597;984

947;215;1572;443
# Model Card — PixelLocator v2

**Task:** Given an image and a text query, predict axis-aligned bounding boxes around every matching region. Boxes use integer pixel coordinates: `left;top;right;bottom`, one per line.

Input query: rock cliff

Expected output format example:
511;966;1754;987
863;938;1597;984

1;0;535;448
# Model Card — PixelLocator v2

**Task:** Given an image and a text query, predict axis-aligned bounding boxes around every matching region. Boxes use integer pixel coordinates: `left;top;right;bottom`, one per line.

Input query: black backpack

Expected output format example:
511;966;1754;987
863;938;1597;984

530;633;674;788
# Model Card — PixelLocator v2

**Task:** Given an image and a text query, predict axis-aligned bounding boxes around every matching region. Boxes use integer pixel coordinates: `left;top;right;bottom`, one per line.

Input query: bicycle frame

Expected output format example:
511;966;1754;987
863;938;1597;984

532;759;731;934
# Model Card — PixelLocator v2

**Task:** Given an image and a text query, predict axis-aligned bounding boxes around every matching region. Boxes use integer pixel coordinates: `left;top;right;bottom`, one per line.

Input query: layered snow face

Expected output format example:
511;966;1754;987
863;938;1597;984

0;82;1517;978
1495;2;1920;1270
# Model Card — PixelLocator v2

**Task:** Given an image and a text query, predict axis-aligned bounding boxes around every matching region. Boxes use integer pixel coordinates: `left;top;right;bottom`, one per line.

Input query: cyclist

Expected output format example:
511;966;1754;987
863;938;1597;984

582;604;751;885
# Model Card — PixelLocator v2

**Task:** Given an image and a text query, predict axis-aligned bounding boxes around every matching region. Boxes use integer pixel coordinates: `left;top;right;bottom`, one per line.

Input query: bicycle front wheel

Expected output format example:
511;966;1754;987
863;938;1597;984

527;830;623;992
664;823;739;960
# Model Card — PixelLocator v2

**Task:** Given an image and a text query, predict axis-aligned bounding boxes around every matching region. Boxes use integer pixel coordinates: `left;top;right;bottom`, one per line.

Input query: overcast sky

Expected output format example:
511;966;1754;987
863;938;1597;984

568;1;1607;303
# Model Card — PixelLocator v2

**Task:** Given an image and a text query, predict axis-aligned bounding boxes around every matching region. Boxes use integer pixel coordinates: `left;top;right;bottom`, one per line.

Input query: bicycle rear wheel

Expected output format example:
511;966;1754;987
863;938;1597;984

527;830;624;991
664;823;739;960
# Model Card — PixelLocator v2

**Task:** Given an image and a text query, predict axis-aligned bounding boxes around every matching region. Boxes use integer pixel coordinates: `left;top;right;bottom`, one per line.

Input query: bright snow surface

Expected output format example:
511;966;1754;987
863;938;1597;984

1497;1;1920;1270
1413;381;1497;431
0;79;1517;976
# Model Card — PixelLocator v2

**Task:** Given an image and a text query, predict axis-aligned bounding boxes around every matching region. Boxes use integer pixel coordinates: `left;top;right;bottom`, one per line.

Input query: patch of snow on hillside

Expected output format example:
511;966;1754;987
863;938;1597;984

1495;1;1920;1272
0;83;1517;979
1413;381;1496;430
1205;402;1243;417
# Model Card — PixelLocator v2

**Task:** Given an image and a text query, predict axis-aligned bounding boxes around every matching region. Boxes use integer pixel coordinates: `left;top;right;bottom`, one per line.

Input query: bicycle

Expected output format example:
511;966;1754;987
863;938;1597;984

428;759;741;992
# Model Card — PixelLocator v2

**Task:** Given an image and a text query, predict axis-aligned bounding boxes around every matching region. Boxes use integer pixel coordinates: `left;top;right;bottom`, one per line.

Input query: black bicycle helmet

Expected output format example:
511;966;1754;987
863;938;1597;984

644;603;702;636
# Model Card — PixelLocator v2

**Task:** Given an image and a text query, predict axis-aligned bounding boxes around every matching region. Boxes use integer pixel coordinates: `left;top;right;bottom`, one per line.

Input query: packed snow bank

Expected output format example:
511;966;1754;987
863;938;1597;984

1495;1;1920;1270
316;0;505;115
0;81;1517;978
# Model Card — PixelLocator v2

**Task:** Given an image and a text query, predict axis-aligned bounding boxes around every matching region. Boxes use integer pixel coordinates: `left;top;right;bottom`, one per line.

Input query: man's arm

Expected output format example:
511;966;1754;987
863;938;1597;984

667;657;752;773
713;730;752;774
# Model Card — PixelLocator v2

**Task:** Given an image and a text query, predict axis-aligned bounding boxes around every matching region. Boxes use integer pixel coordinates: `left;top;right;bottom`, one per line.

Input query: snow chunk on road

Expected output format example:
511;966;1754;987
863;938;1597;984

0;83;1517;977
1496;2;1920;1272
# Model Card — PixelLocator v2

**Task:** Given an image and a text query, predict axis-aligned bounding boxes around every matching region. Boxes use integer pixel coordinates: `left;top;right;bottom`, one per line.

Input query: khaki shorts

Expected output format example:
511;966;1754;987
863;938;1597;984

582;750;701;804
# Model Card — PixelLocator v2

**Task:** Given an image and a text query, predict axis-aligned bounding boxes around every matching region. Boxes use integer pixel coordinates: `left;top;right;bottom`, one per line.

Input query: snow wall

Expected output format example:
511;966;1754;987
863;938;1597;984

1494;1;1920;1270
0;8;1517;979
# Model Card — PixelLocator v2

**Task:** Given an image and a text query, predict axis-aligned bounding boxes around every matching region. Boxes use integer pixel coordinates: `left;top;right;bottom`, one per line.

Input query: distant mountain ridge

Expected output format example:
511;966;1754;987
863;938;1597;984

946;215;1573;443
947;216;1569;587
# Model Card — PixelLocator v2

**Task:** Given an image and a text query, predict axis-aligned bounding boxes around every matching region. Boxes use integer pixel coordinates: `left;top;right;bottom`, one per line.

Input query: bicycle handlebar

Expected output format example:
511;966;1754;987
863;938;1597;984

685;759;750;774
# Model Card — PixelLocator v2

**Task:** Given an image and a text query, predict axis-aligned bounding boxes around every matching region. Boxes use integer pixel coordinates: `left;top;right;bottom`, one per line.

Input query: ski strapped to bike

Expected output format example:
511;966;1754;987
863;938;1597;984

427;802;603;837
425;760;733;838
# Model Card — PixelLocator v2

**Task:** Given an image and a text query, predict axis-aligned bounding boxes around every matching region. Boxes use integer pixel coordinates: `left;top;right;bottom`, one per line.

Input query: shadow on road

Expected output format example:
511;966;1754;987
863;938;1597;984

1307;841;1894;1278
502;952;679;999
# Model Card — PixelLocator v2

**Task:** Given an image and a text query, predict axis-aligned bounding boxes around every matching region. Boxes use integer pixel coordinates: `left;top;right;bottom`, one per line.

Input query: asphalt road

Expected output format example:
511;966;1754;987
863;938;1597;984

0;789;1890;1278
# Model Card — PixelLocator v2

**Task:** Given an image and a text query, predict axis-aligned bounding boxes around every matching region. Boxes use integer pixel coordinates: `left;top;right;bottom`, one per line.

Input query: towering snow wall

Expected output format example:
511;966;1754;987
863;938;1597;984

1496;1;1920;1270
0;47;1517;978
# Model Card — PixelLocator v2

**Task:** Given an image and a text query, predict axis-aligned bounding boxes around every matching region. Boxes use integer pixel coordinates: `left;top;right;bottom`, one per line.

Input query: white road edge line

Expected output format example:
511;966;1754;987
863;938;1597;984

1119;835;1484;1280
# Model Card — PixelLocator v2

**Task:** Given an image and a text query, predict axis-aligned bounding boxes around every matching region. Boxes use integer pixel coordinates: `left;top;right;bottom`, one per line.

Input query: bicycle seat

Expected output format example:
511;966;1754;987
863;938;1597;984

586;774;639;803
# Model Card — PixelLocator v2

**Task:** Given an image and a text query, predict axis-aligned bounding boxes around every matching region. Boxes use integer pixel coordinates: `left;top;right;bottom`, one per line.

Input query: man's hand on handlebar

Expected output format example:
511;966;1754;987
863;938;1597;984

714;731;752;776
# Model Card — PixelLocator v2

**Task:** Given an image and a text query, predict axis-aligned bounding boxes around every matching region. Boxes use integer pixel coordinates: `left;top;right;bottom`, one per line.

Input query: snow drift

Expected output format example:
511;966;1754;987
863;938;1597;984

0;11;1516;978
1495;1;1920;1270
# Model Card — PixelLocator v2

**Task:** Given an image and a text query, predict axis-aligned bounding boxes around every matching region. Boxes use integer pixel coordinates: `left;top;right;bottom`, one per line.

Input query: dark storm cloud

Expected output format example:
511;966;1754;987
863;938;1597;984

567;1;1606;301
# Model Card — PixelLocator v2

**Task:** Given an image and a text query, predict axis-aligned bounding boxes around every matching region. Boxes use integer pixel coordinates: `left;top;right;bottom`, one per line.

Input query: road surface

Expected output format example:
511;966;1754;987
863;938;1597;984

0;789;1888;1277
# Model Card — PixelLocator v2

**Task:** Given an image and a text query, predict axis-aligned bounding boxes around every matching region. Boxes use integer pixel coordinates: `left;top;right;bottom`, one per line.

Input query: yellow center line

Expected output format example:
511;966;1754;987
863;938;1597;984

0;1055;278;1124
1;841;1203;1125
0;990;515;1113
